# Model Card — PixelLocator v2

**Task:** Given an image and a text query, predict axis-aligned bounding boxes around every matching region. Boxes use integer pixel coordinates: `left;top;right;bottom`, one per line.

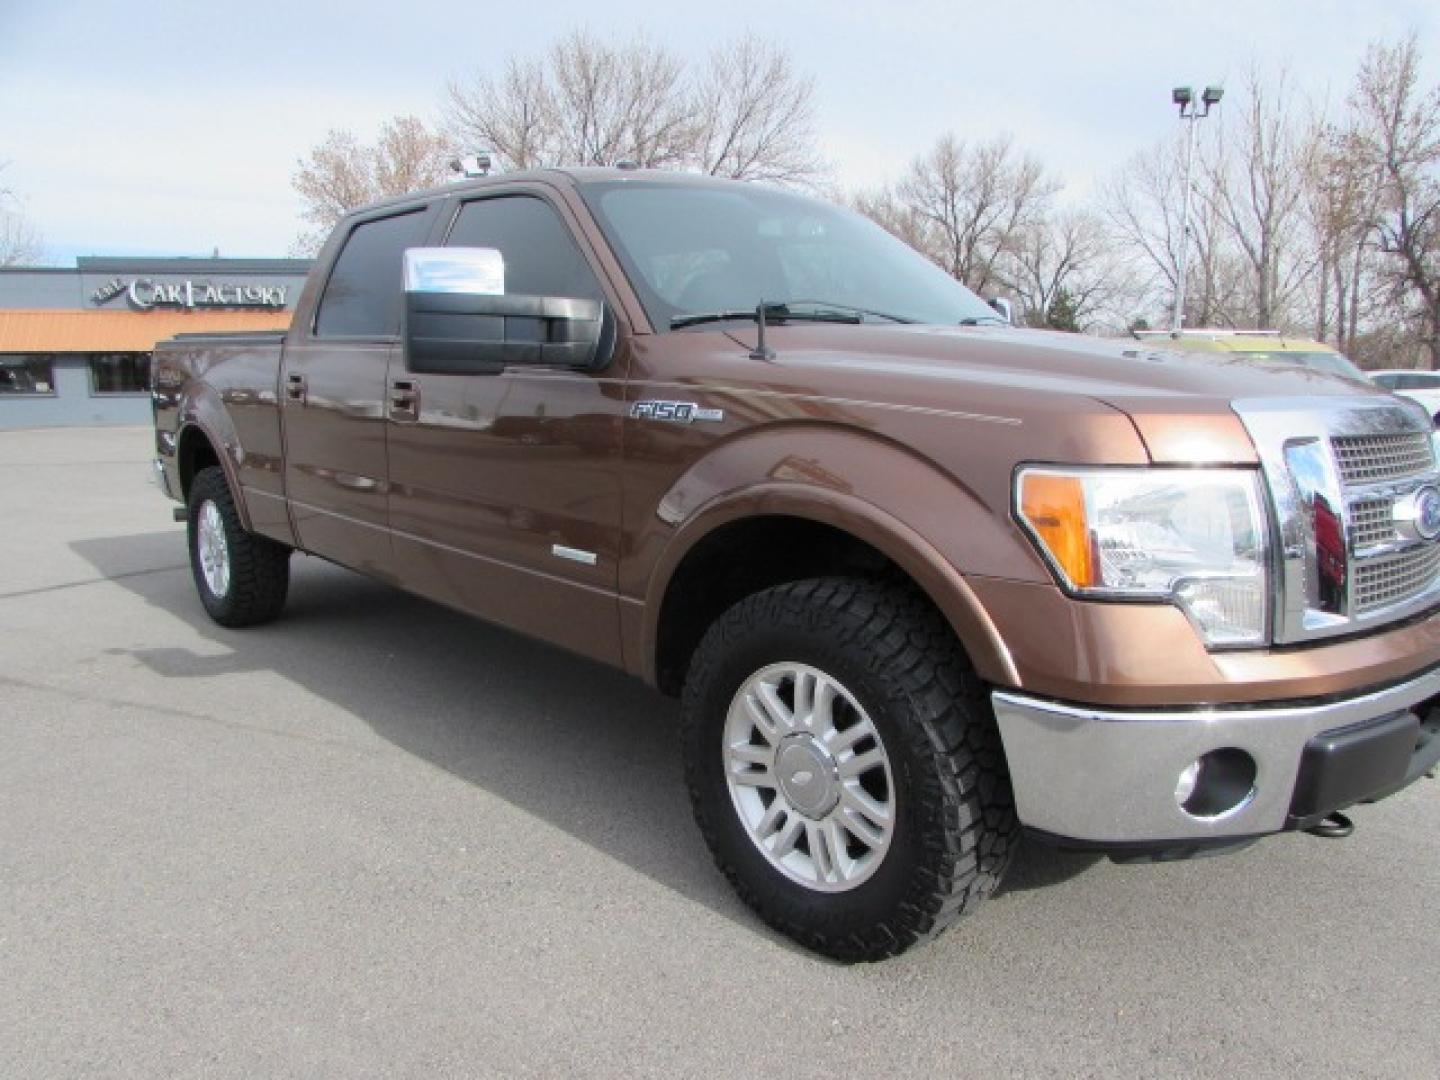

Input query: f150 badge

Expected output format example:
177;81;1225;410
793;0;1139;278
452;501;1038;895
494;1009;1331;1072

630;400;724;423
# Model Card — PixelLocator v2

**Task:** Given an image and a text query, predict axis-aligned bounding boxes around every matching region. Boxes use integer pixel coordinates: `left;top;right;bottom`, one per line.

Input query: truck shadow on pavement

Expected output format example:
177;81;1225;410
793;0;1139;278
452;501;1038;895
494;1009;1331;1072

74;530;1098;944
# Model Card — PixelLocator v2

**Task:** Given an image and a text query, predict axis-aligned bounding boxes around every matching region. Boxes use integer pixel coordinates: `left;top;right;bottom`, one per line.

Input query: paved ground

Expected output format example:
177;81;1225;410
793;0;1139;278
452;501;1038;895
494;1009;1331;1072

1;425;1437;1079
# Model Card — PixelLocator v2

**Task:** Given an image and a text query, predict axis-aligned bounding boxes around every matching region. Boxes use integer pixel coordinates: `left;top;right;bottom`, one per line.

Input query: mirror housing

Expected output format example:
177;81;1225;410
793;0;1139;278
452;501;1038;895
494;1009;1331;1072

402;247;609;375
987;296;1015;325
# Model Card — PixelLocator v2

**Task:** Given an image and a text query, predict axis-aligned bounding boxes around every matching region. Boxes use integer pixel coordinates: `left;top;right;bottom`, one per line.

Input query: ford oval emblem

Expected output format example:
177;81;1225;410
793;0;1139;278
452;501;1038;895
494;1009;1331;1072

1418;486;1440;541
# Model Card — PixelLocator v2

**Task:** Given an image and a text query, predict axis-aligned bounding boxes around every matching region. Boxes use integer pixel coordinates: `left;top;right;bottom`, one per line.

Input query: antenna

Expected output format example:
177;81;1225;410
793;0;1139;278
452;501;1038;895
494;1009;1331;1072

750;301;776;361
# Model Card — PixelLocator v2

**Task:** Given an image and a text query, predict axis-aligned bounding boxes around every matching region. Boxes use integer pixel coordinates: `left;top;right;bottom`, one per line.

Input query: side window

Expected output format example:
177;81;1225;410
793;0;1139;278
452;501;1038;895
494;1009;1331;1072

315;208;430;337
446;196;602;301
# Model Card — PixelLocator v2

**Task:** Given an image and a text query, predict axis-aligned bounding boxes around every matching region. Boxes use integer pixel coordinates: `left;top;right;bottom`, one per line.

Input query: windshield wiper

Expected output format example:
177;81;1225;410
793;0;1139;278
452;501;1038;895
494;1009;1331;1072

958;315;1010;326
783;299;915;324
670;301;863;330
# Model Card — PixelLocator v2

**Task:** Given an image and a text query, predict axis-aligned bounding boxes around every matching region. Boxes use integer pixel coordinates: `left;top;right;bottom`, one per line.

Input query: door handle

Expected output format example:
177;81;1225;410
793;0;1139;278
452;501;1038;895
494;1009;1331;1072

284;372;307;404
390;378;420;422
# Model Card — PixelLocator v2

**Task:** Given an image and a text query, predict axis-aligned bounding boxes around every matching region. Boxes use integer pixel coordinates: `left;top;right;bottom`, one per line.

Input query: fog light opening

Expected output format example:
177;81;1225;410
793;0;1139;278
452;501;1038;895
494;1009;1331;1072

1175;760;1202;805
1177;749;1257;820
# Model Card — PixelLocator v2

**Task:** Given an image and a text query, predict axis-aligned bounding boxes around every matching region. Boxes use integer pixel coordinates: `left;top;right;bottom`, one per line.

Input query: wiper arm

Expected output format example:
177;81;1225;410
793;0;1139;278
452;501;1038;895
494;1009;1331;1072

783;299;915;324
670;302;863;330
959;315;1010;326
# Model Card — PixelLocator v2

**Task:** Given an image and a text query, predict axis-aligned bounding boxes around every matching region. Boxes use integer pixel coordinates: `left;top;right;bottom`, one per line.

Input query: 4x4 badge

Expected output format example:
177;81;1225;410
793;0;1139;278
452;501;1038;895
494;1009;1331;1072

630;400;724;424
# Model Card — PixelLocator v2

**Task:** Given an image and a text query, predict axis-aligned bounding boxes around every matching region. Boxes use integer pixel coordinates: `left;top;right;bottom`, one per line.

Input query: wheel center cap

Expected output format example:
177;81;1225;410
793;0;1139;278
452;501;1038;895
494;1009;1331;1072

776;736;838;819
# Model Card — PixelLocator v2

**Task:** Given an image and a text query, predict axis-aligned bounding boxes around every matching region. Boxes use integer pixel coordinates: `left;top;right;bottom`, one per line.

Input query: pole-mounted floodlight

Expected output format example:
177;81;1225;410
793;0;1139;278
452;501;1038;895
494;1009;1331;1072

1171;82;1222;332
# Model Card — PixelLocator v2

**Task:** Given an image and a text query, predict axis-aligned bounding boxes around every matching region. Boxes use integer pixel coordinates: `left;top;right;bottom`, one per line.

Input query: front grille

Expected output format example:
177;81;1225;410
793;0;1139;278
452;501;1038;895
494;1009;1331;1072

1331;433;1435;486
1336;432;1440;616
1353;545;1440;614
1235;397;1440;644
1350;498;1395;550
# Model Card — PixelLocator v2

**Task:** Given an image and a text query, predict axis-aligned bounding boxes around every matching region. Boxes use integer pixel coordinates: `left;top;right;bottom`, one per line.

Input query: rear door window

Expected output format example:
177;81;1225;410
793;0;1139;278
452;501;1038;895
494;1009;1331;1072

315;208;432;338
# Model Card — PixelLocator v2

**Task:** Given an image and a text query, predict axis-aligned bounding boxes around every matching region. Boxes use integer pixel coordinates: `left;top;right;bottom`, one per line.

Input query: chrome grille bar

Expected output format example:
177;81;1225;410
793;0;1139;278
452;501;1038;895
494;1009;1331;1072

1349;498;1395;551
1332;432;1435;485
1354;546;1440;613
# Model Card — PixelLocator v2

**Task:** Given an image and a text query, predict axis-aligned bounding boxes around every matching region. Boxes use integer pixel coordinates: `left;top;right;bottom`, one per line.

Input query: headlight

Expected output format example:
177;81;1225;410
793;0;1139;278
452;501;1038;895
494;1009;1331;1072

1016;467;1270;647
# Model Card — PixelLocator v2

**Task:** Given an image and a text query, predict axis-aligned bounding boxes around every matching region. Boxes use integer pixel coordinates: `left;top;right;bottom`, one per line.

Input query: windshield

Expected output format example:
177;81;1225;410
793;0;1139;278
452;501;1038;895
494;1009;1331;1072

1244;350;1367;382
579;180;1000;330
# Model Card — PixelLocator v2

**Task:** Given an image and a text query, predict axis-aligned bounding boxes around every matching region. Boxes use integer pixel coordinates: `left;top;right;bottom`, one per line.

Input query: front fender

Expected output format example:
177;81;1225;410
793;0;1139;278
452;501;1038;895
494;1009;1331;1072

633;424;1047;688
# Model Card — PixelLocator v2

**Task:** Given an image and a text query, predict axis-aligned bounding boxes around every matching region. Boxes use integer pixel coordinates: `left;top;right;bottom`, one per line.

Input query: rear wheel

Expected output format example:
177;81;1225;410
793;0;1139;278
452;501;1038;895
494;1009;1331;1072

681;577;1017;961
187;465;290;627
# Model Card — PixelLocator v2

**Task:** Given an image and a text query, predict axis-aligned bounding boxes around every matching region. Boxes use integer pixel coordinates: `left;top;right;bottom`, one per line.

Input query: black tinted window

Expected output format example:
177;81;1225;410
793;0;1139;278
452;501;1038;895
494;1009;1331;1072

1396;373;1440;390
316;209;429;337
446;196;601;300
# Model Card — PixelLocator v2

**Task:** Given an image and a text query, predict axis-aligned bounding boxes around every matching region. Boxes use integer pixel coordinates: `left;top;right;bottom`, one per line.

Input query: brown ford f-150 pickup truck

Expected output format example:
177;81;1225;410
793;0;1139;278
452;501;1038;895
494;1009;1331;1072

152;168;1440;960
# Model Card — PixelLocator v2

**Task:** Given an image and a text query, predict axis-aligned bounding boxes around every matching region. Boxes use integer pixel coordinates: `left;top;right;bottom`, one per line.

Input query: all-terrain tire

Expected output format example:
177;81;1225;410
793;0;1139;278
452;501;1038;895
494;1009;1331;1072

187;465;290;627
681;577;1017;961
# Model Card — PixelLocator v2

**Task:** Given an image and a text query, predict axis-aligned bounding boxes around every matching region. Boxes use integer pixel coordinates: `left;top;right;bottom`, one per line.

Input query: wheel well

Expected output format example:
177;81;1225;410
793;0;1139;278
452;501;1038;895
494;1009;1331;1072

654;515;939;696
176;426;220;503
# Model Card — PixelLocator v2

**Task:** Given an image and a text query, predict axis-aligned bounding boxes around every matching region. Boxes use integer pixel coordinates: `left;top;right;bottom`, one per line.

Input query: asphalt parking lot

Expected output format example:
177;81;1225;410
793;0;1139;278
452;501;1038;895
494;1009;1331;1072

1;425;1437;1078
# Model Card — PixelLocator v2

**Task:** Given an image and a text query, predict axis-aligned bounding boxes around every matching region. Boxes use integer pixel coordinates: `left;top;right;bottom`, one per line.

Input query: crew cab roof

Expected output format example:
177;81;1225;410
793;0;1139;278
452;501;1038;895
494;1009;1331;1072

349;167;744;218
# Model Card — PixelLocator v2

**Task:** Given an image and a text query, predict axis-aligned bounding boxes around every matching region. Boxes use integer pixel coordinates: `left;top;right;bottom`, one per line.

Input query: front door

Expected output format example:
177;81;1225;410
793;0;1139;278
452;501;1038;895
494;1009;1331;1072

385;188;629;665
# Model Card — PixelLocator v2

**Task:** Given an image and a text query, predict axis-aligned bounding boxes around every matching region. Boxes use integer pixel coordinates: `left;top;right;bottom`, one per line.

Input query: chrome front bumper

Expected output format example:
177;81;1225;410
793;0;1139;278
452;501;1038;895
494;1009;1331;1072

992;664;1440;844
152;457;175;500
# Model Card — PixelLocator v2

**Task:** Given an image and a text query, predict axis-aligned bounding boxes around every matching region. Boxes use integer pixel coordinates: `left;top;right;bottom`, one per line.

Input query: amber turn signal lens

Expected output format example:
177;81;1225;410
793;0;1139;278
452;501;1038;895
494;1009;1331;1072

1018;473;1095;589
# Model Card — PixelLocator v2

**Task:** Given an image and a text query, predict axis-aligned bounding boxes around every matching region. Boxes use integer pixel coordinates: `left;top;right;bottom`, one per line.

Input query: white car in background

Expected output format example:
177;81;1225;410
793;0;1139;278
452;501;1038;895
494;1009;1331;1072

1369;370;1440;425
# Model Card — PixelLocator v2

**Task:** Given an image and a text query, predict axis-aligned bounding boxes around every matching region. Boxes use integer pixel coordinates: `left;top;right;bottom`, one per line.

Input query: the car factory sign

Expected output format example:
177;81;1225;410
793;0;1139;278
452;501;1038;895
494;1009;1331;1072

90;277;289;310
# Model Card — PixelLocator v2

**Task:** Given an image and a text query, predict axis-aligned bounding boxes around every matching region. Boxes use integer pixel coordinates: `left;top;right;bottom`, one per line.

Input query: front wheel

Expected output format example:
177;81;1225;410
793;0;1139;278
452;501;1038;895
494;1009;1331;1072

681;577;1017;961
187;465;291;627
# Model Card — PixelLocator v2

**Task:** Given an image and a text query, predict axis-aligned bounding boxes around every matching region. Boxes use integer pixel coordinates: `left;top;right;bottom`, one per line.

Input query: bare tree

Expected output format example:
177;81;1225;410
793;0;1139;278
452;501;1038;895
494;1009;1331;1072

547;32;691;168
693;35;823;183
1348;35;1440;368
1200;70;1317;329
848;188;931;254
445;32;824;184
1101;132;1240;328
1005;209;1135;331
0;210;42;267
0;162;43;266
882;134;1058;295
1304;119;1382;355
291;115;452;254
446;56;554;171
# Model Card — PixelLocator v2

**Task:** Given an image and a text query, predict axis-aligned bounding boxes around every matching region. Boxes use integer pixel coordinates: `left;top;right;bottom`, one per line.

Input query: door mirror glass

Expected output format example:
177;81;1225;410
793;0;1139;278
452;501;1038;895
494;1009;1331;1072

403;247;505;296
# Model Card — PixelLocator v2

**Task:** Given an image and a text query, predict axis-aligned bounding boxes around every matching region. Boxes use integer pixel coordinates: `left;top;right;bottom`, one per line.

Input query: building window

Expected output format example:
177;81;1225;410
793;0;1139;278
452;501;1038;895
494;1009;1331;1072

0;355;56;395
88;353;152;395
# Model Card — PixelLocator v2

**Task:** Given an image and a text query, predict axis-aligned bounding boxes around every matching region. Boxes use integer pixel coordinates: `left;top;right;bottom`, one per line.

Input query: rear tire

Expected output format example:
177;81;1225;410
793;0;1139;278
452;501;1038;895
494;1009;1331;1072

681;577;1017;961
187;465;290;627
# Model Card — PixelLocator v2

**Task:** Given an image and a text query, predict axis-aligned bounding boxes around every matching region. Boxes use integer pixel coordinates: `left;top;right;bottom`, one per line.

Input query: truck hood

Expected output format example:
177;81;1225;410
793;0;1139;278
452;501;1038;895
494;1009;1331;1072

752;323;1397;464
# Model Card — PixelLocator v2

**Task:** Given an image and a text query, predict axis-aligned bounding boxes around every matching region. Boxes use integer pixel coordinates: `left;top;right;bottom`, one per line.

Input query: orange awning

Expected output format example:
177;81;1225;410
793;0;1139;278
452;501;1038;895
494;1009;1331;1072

0;309;293;353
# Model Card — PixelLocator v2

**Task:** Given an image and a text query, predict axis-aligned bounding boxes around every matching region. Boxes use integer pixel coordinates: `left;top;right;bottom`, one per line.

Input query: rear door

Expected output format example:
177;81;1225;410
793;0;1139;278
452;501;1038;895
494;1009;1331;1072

385;185;631;665
280;203;439;579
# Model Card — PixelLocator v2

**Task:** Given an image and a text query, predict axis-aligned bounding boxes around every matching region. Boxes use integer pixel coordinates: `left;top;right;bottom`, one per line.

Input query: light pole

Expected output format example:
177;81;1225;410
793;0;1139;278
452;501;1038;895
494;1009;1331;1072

1171;84;1223;333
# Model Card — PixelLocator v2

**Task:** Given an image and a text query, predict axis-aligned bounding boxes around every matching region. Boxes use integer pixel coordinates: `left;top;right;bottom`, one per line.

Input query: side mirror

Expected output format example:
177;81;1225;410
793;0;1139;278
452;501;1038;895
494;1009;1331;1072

402;247;609;375
987;297;1014;325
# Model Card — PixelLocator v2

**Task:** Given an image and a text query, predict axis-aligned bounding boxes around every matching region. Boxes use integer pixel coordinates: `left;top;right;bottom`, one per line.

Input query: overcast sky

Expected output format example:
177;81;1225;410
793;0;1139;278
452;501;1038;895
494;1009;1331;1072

2;0;1436;263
